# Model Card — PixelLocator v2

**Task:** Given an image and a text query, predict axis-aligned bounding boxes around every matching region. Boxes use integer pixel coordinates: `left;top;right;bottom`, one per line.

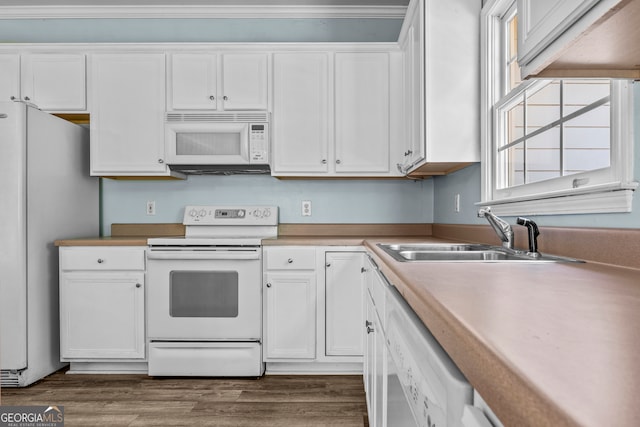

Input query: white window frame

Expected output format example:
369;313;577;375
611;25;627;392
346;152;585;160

479;0;637;216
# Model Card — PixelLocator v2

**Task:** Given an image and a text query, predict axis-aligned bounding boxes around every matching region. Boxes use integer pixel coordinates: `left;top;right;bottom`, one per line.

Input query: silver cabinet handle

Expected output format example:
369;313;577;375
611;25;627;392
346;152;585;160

209;95;215;100
321;159;327;164
361;267;367;273
136;283;142;288
158;159;164;164
287;258;293;264
326;263;331;268
10;96;16;100
266;283;272;288
97;259;104;264
365;321;374;333
24;96;30;101
223;96;228;101
336;159;341;164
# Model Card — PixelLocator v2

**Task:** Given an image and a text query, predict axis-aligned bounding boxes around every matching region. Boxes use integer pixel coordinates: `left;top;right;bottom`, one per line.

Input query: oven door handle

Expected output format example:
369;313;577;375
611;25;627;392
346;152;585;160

147;251;260;261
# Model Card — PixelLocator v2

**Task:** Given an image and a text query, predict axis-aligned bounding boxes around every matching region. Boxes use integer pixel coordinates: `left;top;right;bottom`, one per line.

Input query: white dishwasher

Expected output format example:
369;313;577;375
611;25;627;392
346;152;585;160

385;283;473;427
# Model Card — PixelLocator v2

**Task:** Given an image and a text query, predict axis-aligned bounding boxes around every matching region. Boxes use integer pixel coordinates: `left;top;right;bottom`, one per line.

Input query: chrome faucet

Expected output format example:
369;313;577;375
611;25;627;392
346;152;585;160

477;207;514;249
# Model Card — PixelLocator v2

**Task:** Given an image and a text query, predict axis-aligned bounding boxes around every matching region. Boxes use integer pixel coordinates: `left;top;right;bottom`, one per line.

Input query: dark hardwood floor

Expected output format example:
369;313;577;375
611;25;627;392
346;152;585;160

2;370;368;426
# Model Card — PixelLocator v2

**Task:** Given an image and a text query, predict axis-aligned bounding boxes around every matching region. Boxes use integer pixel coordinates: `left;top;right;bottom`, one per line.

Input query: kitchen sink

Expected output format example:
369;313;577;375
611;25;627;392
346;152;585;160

377;243;582;263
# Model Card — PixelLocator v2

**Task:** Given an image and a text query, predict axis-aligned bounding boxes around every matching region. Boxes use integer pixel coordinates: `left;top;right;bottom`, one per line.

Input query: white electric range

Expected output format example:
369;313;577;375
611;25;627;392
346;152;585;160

146;205;277;377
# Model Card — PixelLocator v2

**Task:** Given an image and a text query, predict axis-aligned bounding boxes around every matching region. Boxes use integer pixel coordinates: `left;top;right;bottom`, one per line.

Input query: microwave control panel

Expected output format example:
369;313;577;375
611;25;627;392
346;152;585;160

249;123;269;163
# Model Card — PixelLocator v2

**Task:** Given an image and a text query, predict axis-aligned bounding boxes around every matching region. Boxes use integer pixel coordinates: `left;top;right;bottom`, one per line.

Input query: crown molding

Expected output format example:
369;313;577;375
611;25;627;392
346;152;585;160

0;5;407;19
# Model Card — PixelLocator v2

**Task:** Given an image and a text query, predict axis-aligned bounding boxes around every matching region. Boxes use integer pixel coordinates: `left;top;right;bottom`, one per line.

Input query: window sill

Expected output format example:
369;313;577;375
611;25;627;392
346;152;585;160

476;183;638;216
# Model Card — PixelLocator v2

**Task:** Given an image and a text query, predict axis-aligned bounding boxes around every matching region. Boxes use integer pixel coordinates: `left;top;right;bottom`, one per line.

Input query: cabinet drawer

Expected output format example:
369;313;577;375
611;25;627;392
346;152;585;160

265;247;316;270
60;247;145;271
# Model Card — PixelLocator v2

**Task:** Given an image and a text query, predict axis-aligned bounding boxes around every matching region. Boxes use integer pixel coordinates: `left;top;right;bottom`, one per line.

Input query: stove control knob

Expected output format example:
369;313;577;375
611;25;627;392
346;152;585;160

264;208;271;217
189;209;198;217
199;209;207;217
238;210;245;217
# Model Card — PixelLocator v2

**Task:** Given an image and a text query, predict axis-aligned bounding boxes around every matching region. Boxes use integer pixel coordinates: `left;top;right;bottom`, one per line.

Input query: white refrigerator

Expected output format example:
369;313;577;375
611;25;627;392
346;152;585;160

0;101;99;386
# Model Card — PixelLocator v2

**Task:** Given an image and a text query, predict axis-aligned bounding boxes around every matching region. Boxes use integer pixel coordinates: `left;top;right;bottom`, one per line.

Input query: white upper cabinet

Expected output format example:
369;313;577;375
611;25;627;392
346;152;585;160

517;0;599;66
0;54;20;102
271;51;402;177
90;53;173;177
517;0;637;79
168;53;217;110
334;52;391;174
221;53;269;110
271;52;330;174
399;6;424;171
0;53;86;111
168;52;268;111
21;54;86;111
398;0;481;177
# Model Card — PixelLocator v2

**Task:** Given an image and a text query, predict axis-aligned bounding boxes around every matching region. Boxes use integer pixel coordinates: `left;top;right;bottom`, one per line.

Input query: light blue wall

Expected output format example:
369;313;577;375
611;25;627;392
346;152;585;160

433;83;640;229
0;18;403;43
101;176;433;235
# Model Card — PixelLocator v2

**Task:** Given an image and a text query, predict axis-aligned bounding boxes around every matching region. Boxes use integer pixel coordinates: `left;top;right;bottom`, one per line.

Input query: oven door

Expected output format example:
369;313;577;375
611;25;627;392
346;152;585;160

146;248;261;341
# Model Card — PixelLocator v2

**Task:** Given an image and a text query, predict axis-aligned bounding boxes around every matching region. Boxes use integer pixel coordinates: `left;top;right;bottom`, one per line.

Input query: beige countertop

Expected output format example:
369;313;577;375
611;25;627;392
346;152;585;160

55;232;640;426
55;236;149;246
364;239;640;427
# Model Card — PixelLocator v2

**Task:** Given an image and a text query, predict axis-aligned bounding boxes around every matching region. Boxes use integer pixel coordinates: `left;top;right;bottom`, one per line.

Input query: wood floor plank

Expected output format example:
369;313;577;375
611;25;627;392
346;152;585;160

1;370;368;427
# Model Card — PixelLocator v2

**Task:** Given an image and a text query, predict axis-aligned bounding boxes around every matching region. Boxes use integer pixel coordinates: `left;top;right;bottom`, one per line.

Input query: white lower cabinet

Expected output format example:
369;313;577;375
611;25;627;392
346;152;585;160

263;246;317;360
363;255;387;427
325;251;365;356
59;247;145;362
264;272;317;359
263;246;365;372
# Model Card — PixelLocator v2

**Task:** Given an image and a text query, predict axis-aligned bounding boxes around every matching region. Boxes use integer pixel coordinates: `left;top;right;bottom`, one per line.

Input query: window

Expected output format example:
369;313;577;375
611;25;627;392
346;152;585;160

480;0;636;216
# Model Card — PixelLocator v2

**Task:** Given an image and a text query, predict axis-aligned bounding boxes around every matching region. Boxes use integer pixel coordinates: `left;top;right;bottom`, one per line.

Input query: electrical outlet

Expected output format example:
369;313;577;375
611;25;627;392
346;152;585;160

146;201;156;216
454;194;460;213
302;200;312;217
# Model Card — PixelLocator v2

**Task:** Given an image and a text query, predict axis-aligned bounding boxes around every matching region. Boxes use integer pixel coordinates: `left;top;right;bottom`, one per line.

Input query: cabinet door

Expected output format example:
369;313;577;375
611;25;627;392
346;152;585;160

21;54;86;111
364;291;377;423
335;52;390;173
168;53;217;110
325;252;365;356
0;54;20;102
221;53;268;110
272;53;329;173
90;53;168;175
401;5;425;170
264;272;316;359
518;0;600;66
60;272;145;359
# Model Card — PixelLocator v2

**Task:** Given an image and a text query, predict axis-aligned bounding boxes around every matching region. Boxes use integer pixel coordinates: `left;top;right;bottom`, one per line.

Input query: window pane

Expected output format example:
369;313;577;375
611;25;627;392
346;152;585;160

506;14;521;91
526;126;561;184
506;144;524;187
526;81;560;131
506;98;524;144
563;80;610;116
563;106;611;175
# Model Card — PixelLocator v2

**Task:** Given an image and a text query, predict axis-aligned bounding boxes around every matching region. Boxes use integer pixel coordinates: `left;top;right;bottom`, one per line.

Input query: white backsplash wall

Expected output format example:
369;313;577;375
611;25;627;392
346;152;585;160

101;175;433;235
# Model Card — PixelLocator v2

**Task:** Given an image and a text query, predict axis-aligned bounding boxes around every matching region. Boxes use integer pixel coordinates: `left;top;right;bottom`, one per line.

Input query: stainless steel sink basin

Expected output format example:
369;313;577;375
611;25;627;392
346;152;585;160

377;243;581;263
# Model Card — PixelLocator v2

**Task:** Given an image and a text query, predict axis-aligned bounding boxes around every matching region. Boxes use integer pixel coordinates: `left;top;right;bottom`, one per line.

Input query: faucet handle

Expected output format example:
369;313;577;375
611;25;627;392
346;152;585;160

477;206;491;218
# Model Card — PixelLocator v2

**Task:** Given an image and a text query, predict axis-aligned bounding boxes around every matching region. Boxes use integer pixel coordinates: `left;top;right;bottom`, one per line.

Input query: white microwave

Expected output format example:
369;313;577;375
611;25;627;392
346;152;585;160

165;112;269;166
